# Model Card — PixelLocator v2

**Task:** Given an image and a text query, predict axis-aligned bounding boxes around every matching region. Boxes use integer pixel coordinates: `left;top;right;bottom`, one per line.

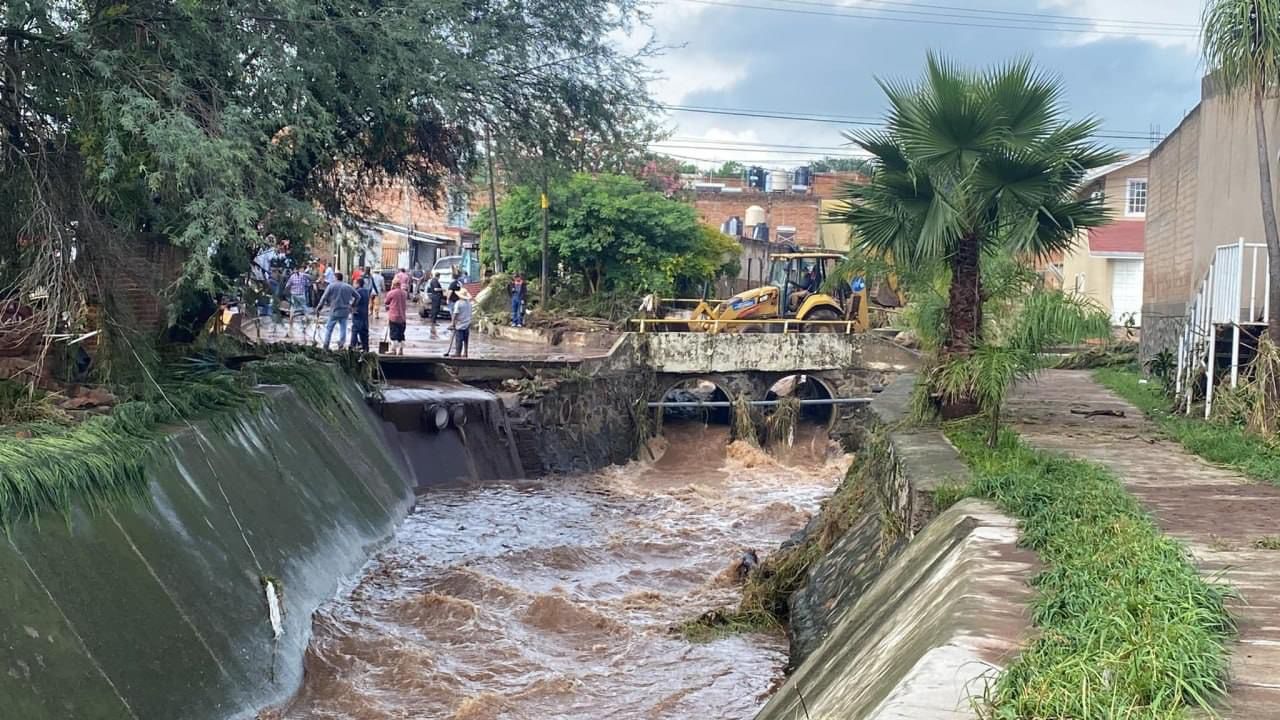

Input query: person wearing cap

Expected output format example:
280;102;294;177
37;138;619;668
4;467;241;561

445;287;472;358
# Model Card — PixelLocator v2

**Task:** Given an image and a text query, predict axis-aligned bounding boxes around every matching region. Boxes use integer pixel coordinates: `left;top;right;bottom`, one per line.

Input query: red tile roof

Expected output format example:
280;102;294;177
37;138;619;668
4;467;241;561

1088;221;1144;256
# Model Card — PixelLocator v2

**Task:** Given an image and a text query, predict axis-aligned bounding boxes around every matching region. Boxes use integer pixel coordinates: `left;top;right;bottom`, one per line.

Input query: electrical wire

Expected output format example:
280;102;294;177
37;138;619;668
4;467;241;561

675;0;1201;39
828;0;1198;31
652;104;1164;141
723;0;1200;33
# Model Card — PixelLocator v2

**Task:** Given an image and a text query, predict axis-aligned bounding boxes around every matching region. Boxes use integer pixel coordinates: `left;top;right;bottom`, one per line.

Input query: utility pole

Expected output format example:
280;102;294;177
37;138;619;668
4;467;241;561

540;169;549;307
484;126;503;274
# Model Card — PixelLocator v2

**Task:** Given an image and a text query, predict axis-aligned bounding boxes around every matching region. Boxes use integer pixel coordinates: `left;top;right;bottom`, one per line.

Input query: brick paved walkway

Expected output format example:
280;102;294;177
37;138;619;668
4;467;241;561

1006;370;1280;718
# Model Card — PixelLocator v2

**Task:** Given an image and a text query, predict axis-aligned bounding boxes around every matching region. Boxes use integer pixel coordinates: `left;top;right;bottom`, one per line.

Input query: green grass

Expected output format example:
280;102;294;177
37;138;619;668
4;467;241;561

0;352;357;528
949;426;1234;719
1095;367;1280;486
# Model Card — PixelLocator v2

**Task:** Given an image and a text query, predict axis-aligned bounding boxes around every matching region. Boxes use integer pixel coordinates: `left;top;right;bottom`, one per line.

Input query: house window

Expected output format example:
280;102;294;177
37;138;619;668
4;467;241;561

1125;178;1147;216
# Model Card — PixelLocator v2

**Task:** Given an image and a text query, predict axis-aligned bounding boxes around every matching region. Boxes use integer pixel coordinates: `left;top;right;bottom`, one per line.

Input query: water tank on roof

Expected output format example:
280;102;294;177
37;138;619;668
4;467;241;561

769;170;789;192
747;166;768;190
793;166;812;189
725;216;743;237
744;205;766;228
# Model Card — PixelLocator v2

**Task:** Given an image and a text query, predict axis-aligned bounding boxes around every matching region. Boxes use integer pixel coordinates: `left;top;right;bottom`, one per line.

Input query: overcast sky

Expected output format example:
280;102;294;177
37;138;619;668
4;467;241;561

628;0;1206;169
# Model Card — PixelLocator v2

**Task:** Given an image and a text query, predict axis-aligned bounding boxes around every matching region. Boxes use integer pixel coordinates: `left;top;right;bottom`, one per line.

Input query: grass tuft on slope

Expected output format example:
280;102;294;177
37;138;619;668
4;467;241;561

1096;367;1280;487
949;426;1234;719
0;353;355;528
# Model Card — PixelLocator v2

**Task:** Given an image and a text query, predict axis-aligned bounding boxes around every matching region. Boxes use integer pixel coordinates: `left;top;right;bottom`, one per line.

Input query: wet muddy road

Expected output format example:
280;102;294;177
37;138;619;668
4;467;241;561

276;424;848;720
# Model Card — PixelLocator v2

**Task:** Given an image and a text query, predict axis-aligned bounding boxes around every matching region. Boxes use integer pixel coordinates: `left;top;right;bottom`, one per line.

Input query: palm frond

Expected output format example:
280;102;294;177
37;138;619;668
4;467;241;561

982;57;1064;144
1006;289;1112;353
1203;0;1280;93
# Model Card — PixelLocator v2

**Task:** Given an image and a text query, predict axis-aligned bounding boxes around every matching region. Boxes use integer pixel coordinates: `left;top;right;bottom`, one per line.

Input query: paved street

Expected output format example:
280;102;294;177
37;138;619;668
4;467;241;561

1007;371;1280;720
241;307;597;362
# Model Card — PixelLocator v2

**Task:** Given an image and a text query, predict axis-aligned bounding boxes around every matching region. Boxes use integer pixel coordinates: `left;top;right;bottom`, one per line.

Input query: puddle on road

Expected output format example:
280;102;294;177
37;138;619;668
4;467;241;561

273;422;849;720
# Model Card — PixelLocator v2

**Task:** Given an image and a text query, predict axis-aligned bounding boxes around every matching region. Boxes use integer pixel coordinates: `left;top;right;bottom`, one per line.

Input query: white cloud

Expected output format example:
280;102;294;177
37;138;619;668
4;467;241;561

1036;0;1202;49
649;52;750;104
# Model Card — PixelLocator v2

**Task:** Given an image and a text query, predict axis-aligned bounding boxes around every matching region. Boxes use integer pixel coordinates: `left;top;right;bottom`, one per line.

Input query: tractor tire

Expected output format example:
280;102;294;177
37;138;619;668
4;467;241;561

804;308;844;333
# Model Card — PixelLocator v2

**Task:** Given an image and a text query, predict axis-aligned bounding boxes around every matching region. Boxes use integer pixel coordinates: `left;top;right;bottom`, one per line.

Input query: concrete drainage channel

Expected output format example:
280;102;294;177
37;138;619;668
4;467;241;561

0;356;1038;719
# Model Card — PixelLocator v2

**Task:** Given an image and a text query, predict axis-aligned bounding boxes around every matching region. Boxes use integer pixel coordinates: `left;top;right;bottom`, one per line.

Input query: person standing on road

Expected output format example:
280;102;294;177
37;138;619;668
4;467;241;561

364;265;381;320
446;287;473;358
395;267;412;298
384;279;409;355
426;272;444;329
285;267;312;337
446;266;463;315
316;272;356;350
508;274;527;328
350;277;372;353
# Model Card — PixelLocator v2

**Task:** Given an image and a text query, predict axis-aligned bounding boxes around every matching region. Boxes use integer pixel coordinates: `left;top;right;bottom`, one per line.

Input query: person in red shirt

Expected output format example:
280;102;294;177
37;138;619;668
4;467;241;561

394;267;412;297
384;279;409;355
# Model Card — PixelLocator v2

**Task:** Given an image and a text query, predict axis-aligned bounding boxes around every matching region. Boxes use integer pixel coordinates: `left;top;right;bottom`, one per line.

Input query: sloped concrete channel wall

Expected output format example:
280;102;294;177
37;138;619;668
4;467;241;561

0;380;413;720
761;379;1038;719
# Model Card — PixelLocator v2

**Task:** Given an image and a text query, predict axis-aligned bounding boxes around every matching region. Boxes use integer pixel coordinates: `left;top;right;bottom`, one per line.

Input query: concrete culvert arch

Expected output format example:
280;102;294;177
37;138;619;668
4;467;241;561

764;374;836;429
656;378;734;429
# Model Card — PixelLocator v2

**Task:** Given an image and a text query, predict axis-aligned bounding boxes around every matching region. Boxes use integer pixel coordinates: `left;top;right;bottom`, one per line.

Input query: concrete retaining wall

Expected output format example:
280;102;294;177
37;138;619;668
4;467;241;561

759;501;1038;720
772;373;1037;717
638;332;920;374
0;379;412;720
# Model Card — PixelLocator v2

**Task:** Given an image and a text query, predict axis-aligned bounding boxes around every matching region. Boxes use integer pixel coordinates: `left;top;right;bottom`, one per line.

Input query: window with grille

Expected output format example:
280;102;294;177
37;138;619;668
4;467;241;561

1125;179;1147;216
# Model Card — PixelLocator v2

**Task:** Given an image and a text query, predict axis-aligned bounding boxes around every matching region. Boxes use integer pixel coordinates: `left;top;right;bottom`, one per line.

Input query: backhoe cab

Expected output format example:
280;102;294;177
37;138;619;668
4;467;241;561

688;252;869;333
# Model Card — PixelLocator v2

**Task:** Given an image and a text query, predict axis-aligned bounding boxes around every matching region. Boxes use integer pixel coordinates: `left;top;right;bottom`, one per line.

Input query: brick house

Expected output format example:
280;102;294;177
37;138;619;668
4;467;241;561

332;179;486;274
691;171;866;292
1061;154;1150;326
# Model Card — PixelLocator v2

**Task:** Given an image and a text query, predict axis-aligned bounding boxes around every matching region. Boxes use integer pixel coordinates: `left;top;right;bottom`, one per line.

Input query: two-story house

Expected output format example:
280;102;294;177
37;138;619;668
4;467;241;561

1061;153;1150;326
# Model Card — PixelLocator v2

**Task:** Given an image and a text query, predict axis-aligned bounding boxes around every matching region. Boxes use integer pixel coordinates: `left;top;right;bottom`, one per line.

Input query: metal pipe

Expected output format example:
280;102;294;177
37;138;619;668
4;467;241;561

647;398;872;408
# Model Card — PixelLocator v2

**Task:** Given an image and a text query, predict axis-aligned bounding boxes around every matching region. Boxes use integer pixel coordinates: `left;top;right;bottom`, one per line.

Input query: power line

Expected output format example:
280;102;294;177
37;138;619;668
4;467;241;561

657;105;1164;141
675;0;1200;38
843;0;1198;31
667;137;861;150
738;0;1199;33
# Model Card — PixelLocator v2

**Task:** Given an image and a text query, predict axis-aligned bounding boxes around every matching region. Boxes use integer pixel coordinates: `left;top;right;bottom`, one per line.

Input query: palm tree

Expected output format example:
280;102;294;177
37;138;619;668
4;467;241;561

831;54;1123;357
934;267;1113;446
1203;0;1280;343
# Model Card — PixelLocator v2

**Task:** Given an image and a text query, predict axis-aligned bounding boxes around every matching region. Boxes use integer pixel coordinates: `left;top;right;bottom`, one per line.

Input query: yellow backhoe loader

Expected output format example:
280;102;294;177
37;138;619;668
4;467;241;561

687;252;870;333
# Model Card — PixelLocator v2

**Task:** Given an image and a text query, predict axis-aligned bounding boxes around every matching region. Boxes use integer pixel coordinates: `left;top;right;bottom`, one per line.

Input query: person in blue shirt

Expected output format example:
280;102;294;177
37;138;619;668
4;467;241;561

508;274;528;327
349;277;372;353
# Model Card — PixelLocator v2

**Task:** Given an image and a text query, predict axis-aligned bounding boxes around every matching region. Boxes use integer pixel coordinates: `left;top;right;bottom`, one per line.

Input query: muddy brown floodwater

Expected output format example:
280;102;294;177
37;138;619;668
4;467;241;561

275;422;849;720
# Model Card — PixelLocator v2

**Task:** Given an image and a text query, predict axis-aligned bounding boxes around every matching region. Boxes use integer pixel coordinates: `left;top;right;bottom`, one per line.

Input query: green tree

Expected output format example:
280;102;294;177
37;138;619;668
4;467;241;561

830;54;1122;358
473;173;738;297
717;161;745;177
810;157;872;174
0;0;651;341
1203;0;1280;342
929;261;1112;445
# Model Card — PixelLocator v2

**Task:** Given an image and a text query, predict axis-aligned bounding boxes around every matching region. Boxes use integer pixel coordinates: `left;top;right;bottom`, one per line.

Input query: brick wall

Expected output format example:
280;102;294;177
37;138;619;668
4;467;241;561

1141;107;1201;358
693;191;822;246
361;181;486;240
810;171;866;198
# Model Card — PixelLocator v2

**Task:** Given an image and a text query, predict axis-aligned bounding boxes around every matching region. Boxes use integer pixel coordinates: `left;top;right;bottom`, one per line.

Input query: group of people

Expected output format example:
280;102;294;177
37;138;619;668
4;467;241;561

269;263;474;357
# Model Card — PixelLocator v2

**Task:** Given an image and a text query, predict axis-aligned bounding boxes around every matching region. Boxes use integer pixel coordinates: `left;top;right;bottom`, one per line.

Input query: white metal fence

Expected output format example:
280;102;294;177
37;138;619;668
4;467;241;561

1175;238;1271;417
